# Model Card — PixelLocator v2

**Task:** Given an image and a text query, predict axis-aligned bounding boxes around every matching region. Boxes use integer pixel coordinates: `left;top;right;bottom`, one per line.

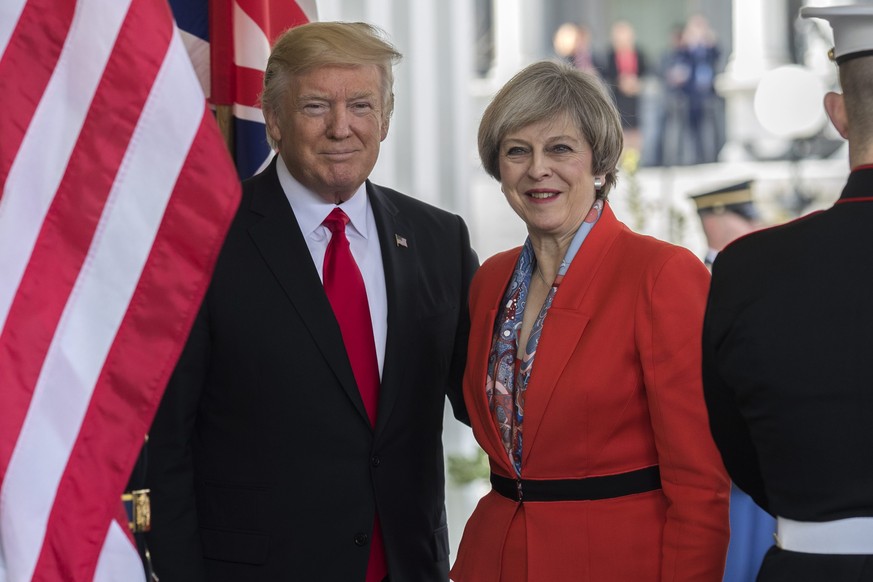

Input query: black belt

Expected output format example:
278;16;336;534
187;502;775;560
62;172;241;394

490;465;661;502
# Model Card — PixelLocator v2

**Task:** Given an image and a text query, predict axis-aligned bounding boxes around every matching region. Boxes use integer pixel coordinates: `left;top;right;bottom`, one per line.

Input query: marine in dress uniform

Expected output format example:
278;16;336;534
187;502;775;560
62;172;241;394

702;5;873;580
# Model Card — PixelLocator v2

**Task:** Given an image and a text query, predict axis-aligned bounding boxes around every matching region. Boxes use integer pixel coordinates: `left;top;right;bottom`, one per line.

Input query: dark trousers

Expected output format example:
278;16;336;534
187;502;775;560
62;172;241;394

757;546;873;582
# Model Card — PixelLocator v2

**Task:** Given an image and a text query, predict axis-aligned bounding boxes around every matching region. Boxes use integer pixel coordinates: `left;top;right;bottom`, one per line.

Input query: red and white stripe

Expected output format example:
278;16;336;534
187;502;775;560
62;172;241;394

202;0;313;129
227;0;315;120
0;0;240;580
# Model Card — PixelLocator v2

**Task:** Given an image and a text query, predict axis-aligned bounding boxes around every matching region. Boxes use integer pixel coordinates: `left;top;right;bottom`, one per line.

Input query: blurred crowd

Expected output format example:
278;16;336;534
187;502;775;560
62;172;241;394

553;15;722;167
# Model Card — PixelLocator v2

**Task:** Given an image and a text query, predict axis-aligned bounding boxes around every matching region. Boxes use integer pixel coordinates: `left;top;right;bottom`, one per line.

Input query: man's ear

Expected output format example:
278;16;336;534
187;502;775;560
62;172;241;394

824;91;849;139
264;108;282;144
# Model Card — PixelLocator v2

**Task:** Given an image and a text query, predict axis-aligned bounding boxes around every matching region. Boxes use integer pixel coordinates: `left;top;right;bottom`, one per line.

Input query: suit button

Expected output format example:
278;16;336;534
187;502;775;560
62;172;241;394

371;455;381;467
354;533;369;546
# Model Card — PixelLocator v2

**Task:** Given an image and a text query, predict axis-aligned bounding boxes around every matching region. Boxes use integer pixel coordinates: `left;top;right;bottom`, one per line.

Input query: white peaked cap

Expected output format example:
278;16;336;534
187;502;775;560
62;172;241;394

802;4;873;64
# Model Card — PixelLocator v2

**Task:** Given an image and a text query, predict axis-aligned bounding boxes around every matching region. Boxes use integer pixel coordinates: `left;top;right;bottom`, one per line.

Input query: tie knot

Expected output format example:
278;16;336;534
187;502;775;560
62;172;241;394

323;207;349;235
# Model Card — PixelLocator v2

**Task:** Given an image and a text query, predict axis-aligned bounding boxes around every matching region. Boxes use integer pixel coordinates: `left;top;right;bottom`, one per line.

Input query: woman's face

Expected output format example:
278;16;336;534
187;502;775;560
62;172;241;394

498;112;601;242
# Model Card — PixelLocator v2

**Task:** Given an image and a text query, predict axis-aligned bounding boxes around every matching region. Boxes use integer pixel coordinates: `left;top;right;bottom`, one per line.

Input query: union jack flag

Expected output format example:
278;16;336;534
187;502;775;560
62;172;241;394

169;0;318;178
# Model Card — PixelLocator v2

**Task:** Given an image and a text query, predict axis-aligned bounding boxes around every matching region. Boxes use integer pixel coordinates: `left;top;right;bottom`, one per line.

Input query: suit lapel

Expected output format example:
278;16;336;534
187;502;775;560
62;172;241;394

246;159;371;426
466;252;519;475
368;183;415;434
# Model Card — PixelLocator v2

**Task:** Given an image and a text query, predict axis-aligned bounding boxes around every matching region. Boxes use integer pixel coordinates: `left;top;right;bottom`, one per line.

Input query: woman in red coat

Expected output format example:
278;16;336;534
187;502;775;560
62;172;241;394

450;61;729;581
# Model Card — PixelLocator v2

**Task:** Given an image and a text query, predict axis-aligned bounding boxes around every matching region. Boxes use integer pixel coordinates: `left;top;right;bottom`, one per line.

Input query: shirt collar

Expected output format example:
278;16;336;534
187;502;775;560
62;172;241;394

276;153;370;239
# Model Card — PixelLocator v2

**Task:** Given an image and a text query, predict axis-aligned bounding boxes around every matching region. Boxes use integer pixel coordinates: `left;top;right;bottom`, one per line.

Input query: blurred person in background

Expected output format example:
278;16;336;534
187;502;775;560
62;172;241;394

599;20;648;154
680;14;722;164
690;181;764;268
553;21;598;76
655;22;692;167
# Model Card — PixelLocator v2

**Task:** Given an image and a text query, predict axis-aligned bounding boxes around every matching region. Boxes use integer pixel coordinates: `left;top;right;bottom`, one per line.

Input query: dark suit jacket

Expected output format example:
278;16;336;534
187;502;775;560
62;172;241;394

703;167;873;581
145;157;477;581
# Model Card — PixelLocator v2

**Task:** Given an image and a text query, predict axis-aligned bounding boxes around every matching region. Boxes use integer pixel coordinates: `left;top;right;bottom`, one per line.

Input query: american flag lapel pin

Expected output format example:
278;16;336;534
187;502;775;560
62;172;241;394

394;234;408;248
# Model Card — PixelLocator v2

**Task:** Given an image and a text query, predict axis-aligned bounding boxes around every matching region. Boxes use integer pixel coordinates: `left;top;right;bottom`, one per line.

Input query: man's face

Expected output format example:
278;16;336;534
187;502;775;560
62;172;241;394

266;64;388;203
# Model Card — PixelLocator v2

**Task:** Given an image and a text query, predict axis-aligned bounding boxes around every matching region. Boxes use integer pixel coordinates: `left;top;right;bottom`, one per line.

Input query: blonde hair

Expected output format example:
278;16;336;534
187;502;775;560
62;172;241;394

261;22;402;148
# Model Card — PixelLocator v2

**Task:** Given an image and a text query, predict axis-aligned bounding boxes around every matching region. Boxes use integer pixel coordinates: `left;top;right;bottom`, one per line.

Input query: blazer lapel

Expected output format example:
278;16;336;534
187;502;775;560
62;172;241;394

467;252;520;476
367;183;416;434
246;159;371;426
520;203;623;465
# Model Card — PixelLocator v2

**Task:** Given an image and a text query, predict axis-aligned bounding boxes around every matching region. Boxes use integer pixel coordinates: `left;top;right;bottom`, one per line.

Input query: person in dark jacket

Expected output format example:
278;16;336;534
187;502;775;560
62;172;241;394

703;5;873;580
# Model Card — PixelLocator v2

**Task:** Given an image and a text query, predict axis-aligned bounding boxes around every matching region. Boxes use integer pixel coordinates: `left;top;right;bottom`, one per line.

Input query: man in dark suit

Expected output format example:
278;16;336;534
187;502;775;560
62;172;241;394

144;22;477;582
702;5;873;581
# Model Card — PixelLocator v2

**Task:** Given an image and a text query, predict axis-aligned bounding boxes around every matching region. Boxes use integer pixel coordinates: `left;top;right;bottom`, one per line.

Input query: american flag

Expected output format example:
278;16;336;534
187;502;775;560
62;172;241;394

0;0;241;580
169;0;318;178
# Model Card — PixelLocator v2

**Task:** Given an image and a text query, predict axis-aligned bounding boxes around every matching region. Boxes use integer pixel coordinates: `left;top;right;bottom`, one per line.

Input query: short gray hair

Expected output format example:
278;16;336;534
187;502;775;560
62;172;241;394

478;60;623;198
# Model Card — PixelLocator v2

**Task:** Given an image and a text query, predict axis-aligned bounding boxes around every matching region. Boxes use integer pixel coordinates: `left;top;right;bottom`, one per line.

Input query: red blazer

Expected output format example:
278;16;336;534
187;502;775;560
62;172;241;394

452;203;729;581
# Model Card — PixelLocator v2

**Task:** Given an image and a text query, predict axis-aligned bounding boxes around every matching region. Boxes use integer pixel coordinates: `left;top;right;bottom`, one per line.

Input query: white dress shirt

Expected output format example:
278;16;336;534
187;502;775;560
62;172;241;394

276;155;388;377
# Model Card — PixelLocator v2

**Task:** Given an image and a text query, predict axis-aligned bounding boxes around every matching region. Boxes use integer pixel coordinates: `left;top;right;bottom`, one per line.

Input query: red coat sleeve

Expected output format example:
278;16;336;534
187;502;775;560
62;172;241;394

636;247;731;581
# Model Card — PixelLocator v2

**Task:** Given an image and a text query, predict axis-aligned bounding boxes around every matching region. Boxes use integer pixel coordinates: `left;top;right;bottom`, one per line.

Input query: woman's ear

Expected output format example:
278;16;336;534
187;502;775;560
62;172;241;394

824;91;849;139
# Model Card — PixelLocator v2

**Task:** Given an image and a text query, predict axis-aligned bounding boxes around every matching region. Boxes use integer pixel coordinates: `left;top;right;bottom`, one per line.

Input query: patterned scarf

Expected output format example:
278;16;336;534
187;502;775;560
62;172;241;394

486;200;603;476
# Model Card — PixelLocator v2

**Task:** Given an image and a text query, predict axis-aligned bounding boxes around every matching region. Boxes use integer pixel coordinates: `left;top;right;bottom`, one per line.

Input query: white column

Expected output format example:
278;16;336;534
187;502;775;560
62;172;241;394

489;0;548;83
491;0;524;84
446;0;476;217
364;0;400;191
726;0;791;77
366;0;478;214
405;1;441;205
716;0;792;161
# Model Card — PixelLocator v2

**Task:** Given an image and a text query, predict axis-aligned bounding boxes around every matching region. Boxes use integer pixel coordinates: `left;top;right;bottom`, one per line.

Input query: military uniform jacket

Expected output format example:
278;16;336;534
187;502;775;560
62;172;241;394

703;166;873;581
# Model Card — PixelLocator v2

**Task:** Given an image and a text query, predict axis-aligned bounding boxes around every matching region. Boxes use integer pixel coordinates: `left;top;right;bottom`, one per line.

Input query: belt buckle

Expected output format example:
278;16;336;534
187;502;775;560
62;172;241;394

122;489;151;533
516;479;523;502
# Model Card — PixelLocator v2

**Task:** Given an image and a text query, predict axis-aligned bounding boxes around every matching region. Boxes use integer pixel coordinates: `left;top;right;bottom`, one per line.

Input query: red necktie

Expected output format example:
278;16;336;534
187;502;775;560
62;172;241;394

321;207;387;582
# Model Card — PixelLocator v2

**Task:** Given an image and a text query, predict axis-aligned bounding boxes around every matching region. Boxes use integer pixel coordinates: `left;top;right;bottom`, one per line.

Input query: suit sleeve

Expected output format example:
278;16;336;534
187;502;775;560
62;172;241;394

446;214;479;427
637;249;730;582
144;301;209;582
702;255;770;512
